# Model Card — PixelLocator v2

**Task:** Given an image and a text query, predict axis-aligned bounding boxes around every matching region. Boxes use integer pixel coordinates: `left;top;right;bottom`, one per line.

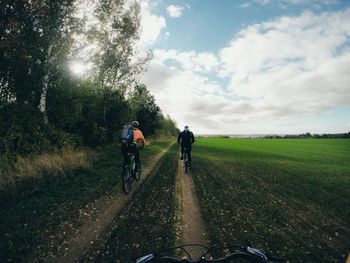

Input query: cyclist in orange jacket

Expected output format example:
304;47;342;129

121;121;146;166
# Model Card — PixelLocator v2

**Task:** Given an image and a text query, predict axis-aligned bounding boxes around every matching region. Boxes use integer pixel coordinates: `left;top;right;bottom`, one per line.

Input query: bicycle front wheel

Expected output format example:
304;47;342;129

122;167;131;194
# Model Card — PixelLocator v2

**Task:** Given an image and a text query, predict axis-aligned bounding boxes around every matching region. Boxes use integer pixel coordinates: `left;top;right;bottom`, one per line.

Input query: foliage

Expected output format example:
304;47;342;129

47;79;130;146
129;84;162;136
0;0;77;108
0;103;78;158
0;0;177;161
191;138;350;263
0;0;81;157
154;115;180;138
87;0;151;87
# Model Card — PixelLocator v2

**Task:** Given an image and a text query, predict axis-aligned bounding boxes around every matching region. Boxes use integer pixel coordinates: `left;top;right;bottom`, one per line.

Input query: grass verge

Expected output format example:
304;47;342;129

0;150;96;196
0;139;173;262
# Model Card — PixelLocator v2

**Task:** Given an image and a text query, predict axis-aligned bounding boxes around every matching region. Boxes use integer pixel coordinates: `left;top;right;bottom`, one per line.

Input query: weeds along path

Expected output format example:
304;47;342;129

47;142;175;263
175;159;209;259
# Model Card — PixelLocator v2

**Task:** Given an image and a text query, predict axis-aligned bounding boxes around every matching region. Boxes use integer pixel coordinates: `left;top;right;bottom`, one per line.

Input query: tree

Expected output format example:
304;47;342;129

129;84;162;136
0;0;78;121
86;0;150;89
0;0;81;156
36;0;78;122
69;0;151;127
0;0;176;158
154;115;180;137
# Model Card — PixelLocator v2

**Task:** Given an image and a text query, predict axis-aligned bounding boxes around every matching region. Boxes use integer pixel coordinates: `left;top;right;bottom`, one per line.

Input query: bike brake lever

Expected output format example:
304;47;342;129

136;254;154;263
247;247;268;261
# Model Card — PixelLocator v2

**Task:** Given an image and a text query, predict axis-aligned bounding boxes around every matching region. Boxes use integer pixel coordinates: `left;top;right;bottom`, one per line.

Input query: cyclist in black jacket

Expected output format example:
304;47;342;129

177;126;195;165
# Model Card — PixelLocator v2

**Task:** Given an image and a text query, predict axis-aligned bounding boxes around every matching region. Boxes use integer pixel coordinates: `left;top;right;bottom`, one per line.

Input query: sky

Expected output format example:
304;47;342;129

135;0;350;135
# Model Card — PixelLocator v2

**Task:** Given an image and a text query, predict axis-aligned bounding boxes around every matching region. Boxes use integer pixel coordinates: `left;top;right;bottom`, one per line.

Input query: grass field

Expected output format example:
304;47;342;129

191;138;350;262
1;138;349;262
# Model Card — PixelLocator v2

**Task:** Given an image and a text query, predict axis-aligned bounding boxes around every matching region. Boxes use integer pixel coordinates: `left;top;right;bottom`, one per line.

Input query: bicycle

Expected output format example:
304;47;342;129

122;147;141;194
183;147;189;174
136;244;289;263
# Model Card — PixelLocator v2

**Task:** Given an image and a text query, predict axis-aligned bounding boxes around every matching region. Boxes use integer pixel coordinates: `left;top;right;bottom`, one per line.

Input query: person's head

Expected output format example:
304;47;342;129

131;120;139;128
184;125;189;131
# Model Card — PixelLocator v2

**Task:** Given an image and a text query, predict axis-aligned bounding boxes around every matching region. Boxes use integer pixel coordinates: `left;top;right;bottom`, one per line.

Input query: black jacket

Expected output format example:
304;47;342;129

178;130;195;145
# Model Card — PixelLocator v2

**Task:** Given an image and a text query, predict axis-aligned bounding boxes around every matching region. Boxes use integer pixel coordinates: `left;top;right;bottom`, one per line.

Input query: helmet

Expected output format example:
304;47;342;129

131;120;139;127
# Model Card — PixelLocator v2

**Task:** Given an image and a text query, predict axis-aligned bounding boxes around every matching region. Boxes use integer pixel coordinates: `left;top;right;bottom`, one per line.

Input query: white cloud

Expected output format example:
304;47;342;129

138;1;166;47
219;9;350;120
238;3;252;8
154;49;220;73
140;54;227;133
167;5;184;18
254;0;271;5
140;7;350;134
252;0;340;6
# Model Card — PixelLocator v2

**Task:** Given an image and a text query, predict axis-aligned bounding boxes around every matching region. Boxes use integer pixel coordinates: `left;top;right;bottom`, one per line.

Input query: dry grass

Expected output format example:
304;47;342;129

146;135;176;144
0;149;97;194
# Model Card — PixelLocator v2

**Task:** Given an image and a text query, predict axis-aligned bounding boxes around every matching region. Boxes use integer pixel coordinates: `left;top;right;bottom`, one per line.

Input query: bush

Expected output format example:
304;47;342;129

48;128;81;151
0;104;82;163
47;80;131;146
0;104;52;156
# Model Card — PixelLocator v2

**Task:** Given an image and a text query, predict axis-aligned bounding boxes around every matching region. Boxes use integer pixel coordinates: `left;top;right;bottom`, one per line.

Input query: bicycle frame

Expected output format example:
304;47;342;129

127;152;136;171
122;149;141;194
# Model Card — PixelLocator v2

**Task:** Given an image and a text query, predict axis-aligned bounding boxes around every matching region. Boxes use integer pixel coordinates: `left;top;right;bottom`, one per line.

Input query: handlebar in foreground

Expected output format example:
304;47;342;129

136;244;289;263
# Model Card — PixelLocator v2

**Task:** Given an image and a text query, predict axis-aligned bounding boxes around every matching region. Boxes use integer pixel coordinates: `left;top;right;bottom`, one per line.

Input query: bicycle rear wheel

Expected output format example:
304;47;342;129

135;162;141;181
184;153;188;174
122;167;131;194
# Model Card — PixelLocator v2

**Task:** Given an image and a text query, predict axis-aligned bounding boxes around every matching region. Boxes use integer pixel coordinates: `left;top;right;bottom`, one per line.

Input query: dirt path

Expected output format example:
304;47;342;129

175;160;209;260
43;142;175;263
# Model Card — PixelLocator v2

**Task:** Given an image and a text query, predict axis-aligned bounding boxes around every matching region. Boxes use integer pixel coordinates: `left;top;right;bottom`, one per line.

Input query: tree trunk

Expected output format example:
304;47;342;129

38;44;53;123
39;74;49;123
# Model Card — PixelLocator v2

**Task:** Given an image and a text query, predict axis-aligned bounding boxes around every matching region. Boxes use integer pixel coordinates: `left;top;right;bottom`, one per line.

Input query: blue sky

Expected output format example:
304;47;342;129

137;0;350;134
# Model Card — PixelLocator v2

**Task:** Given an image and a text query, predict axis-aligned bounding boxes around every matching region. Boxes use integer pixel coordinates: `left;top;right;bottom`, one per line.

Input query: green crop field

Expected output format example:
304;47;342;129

191;138;350;262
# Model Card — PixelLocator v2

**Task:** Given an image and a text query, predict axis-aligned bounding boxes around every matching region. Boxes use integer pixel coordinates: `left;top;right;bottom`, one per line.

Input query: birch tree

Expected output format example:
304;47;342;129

0;0;77;122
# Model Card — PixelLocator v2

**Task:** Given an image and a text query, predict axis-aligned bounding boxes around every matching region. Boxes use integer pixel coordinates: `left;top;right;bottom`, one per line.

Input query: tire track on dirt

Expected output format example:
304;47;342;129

175;159;209;260
47;142;175;263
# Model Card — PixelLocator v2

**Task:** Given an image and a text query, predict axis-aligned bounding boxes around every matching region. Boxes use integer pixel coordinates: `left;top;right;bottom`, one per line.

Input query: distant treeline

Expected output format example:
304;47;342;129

0;0;179;165
262;132;350;139
200;132;350;139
